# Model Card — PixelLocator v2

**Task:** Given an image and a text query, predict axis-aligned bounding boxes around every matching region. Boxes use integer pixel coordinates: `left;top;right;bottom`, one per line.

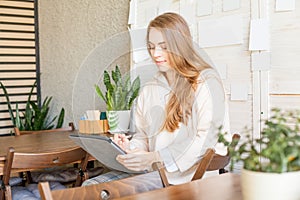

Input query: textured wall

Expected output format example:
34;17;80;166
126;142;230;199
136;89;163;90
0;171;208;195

38;0;130;127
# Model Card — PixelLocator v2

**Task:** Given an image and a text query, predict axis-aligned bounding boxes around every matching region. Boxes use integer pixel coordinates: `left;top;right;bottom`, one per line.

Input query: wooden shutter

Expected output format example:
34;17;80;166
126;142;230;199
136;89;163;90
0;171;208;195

0;0;40;135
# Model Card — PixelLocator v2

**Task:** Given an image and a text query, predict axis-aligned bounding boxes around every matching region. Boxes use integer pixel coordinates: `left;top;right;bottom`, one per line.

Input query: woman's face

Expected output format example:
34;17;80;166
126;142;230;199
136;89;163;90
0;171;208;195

147;28;171;72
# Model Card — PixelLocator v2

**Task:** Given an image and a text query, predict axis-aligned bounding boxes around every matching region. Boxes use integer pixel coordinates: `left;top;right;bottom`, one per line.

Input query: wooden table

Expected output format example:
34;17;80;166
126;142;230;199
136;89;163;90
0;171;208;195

41;173;241;200
117;173;242;200
0;131;80;175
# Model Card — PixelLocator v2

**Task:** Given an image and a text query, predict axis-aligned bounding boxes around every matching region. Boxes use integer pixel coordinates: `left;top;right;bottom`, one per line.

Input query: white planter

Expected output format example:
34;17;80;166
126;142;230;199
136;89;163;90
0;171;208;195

107;110;130;133
241;169;300;200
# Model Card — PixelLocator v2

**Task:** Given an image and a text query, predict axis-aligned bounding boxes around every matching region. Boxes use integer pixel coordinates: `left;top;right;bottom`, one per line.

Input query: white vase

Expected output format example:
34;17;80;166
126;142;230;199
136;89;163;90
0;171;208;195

107;110;130;133
241;169;300;200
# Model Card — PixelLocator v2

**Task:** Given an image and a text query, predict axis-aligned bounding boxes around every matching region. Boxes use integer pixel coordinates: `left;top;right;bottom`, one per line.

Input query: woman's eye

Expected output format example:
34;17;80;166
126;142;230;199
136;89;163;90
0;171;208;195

147;44;155;50
160;44;167;50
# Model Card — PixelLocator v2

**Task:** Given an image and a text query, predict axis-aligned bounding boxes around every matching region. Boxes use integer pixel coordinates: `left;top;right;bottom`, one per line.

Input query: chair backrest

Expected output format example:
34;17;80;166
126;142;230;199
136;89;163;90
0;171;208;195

1;146;89;200
191;148;216;180
14;122;75;136
150;148;215;185
190;134;241;181
206;133;241;173
39;170;165;200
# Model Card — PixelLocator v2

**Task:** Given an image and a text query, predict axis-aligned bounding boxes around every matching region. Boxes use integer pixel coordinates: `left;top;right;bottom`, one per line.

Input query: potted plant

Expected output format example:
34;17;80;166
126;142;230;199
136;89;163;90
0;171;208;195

218;108;300;200
0;81;65;133
95;65;140;133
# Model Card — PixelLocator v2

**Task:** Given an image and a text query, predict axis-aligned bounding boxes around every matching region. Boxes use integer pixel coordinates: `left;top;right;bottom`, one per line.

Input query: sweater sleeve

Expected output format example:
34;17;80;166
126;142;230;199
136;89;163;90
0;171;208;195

129;78;169;152
129;88;149;151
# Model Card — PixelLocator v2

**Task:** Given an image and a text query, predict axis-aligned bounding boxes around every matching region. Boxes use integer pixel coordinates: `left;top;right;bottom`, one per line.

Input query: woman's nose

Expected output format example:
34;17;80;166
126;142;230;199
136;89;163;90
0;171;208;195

153;47;163;57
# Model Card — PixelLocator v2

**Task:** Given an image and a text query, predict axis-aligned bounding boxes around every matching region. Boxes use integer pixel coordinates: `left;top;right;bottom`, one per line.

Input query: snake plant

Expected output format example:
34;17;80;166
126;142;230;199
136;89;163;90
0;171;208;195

95;65;140;111
0;81;65;132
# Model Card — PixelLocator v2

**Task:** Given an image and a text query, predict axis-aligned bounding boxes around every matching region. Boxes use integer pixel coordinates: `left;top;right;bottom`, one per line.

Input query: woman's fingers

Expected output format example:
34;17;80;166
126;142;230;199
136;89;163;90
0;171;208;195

112;134;130;151
116;157;143;171
116;150;152;171
117;154;136;161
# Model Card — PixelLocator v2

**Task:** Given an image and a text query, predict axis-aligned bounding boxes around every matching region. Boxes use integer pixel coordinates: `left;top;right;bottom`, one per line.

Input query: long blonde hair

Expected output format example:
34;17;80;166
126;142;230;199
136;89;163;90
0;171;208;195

146;12;212;132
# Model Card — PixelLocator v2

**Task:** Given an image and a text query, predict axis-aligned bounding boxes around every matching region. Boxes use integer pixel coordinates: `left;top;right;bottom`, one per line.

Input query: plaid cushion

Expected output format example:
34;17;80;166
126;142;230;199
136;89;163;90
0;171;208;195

11;182;65;200
81;171;131;186
31;167;104;183
0;177;23;187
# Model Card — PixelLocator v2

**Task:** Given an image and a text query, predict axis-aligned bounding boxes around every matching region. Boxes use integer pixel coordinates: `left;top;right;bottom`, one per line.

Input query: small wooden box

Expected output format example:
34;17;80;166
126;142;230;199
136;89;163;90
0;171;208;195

79;120;109;134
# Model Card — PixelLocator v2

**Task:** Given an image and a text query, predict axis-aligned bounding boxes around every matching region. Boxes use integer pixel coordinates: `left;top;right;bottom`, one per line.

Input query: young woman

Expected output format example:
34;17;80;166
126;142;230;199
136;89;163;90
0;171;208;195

83;12;230;186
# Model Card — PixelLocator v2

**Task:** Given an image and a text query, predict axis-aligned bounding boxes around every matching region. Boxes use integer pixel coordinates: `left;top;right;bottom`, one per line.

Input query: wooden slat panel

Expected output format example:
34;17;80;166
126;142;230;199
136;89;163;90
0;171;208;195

0;1;34;8
0;95;37;103
0;24;34;31
269;0;300;94
228;95;253;134
0;120;14;127
0;48;35;54
0;79;36;86
0;128;13;135
0;8;34;16
269;68;300;94
0;102;28;111
1;56;36;62
0;0;38;135
0;32;35;39
0;86;36;94
0;16;34;23
270;95;300;110
0;72;36;78
0;40;35;46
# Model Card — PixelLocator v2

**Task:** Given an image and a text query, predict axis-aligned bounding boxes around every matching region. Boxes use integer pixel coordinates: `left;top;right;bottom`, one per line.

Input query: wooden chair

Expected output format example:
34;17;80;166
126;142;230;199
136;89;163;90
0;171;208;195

192;134;240;180
38;148;216;200
39;170;165;200
14;122;75;136
0;146;90;200
37;139;236;200
192;148;216;180
206;133;241;175
12;122;80;184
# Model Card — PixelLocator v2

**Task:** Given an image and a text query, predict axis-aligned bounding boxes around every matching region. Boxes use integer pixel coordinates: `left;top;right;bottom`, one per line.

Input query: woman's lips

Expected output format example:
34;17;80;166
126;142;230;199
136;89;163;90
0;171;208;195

155;60;166;65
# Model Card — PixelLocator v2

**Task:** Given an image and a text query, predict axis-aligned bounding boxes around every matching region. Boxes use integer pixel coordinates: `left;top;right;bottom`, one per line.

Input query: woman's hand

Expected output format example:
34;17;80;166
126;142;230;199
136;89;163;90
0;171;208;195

112;134;130;151
116;149;161;172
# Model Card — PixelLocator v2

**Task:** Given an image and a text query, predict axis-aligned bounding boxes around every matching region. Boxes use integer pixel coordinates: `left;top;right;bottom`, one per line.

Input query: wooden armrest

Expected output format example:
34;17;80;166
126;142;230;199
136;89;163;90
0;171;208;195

152;162;170;187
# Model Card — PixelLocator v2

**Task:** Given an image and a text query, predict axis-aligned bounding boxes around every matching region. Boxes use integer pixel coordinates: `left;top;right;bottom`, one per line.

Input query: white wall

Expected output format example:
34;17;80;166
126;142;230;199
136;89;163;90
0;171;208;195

131;0;300;137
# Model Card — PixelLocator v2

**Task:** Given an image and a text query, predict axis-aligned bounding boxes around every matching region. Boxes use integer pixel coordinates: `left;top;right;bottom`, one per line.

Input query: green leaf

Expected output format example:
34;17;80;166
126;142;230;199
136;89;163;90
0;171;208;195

24;103;33;130
112;70;117;84
128;77;140;109
44;116;57;130
32;96;52;130
27;81;36;104
15;104;21;129
95;85;107;103
114;65;122;84
0;81;16;126
103;71;113;94
56;108;65;128
106;90;113;111
95;65;140;111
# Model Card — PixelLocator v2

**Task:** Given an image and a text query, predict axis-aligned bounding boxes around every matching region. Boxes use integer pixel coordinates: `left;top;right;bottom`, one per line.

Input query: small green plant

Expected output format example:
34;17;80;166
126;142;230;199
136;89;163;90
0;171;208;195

218;108;300;173
0;81;65;131
95;65;140;111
